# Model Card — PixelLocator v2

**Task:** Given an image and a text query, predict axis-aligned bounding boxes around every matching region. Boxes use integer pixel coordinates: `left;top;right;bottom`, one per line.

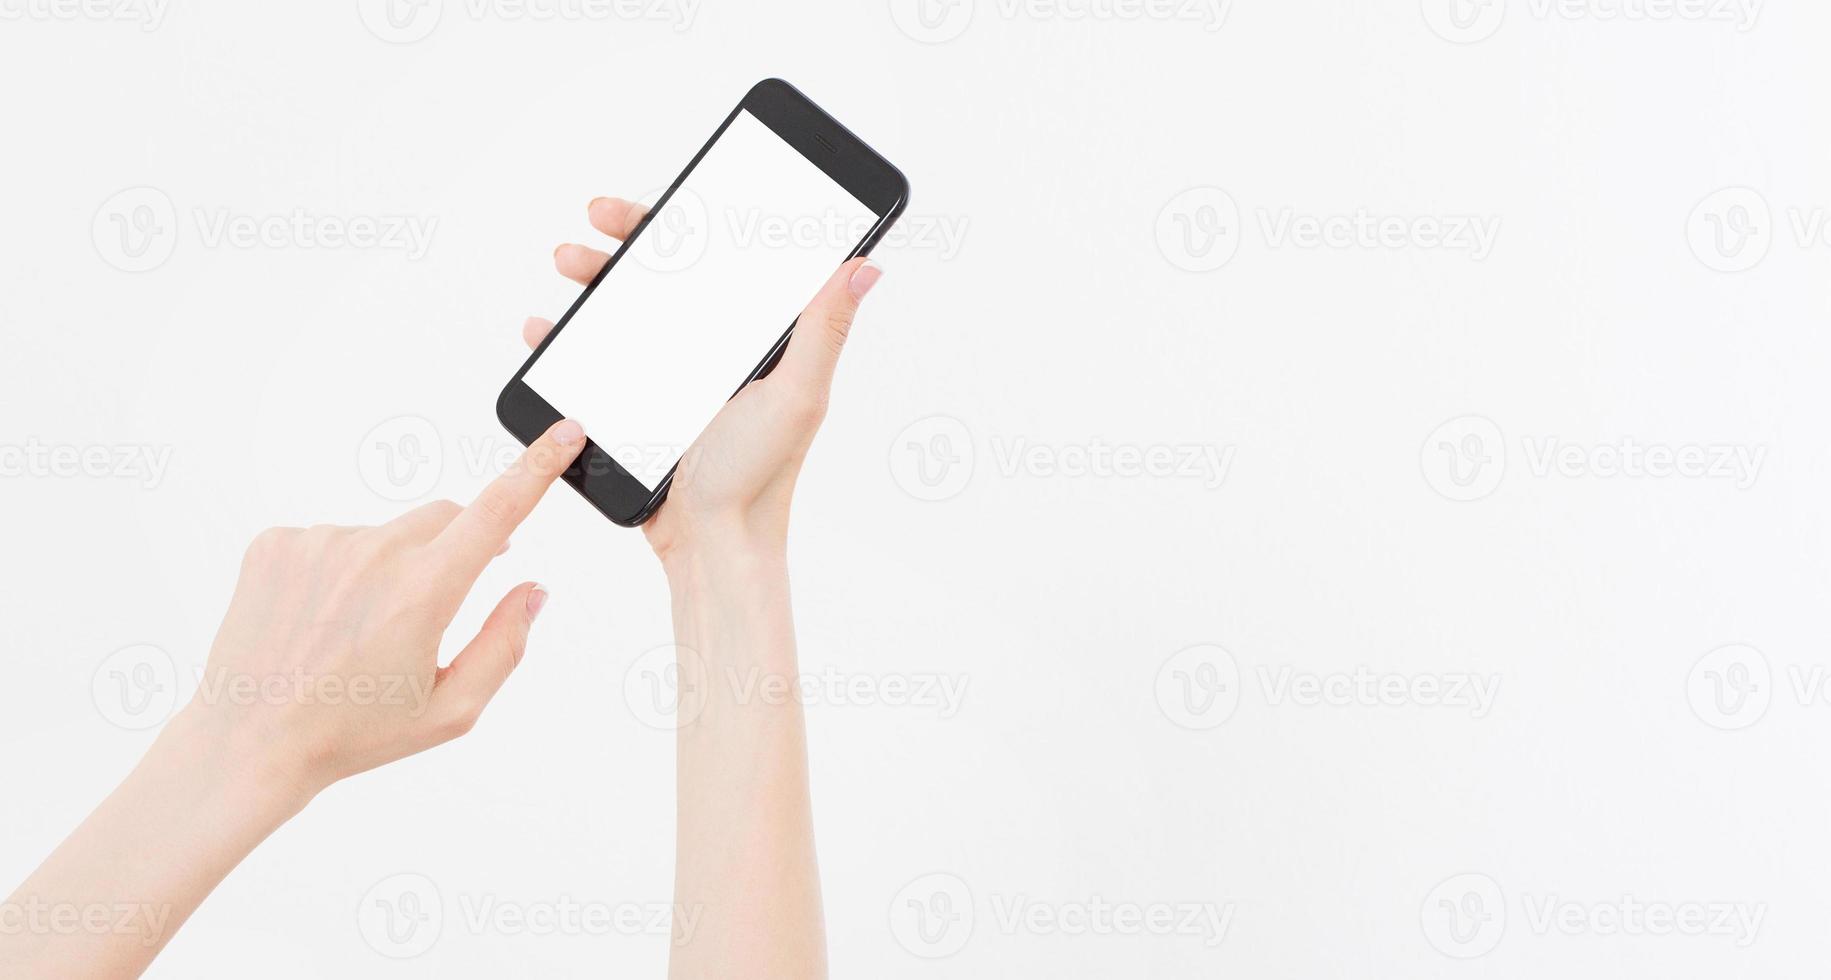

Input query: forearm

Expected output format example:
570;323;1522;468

0;708;312;979
665;541;826;980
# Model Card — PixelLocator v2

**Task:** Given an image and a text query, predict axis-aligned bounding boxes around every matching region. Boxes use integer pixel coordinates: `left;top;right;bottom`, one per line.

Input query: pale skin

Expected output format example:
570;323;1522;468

0;195;880;979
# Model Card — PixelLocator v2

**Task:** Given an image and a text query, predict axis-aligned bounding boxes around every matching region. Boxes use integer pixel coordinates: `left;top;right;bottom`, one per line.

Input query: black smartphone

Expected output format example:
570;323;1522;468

496;78;909;526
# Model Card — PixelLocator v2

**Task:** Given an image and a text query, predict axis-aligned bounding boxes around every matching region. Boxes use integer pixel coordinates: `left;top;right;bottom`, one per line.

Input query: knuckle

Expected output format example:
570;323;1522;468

504;630;530;670
347;526;393;562
244;526;296;562
301;523;344;546
820;305;857;348
391;595;450;631
784;385;829;425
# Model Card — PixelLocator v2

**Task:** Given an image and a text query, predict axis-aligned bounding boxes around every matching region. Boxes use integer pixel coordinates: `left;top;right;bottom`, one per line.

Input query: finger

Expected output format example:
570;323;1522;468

587;196;648;241
774;257;883;397
522;316;554;350
390;503;507;552
433;418;586;578
427;582;549;740
389;499;463;540
554;243;609;284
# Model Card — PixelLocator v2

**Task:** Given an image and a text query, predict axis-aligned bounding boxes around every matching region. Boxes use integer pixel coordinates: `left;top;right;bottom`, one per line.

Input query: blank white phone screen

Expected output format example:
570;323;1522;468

523;109;876;488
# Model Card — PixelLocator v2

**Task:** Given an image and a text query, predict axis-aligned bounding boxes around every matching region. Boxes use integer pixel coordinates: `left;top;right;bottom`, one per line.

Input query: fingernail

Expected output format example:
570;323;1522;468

848;260;883;301
553;419;585;447
527;585;550;620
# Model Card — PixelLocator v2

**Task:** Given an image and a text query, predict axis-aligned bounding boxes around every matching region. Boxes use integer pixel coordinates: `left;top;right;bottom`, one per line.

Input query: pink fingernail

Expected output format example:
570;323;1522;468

527;585;550;620
553;419;585;447
849;260;883;301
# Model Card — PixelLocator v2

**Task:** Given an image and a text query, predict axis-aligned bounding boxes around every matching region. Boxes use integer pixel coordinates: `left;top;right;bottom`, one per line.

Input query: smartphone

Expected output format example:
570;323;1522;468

496;78;909;526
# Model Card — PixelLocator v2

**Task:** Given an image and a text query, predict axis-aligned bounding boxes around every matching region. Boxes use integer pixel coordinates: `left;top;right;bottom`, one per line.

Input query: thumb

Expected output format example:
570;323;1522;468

427;582;549;739
773;256;883;396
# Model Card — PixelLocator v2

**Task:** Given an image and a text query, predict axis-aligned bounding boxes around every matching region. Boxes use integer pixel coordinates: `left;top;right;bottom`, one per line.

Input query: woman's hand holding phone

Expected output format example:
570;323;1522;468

536;195;879;978
534;195;883;574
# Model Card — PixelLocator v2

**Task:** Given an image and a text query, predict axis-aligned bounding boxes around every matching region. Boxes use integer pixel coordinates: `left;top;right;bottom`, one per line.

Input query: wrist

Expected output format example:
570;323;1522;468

155;704;323;824
661;535;796;671
658;527;789;592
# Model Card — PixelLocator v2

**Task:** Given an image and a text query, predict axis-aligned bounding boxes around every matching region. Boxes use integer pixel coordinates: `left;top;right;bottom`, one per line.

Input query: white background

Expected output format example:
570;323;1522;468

1;0;1827;976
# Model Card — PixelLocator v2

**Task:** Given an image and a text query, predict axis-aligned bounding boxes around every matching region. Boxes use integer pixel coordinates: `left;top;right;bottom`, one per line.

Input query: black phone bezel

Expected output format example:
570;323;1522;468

496;78;910;527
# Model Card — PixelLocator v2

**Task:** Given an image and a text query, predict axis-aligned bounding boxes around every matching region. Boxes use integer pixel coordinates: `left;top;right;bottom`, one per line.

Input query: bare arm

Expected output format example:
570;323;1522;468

664;547;823;977
0;711;308;978
539;198;884;978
